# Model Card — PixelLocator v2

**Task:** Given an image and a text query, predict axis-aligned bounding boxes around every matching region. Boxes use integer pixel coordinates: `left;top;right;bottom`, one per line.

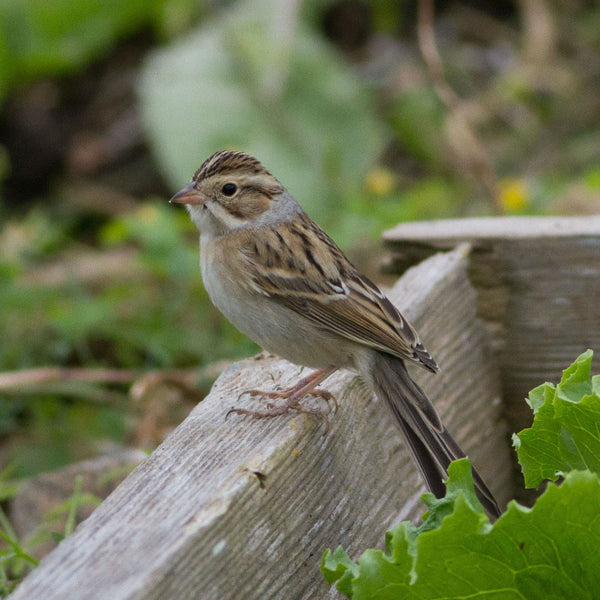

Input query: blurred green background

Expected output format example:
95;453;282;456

0;0;599;540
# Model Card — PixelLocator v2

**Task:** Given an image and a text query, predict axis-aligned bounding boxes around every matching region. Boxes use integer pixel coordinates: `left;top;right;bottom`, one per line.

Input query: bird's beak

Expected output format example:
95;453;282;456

169;182;206;206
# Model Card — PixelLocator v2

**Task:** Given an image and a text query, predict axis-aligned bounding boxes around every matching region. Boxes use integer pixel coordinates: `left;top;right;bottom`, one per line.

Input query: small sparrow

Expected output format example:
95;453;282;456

170;150;500;518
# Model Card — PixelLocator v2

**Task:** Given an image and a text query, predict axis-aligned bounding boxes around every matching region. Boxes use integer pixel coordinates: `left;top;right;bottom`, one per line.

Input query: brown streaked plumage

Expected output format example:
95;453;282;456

170;150;501;518
193;150;273;182
239;211;438;374
193;150;284;203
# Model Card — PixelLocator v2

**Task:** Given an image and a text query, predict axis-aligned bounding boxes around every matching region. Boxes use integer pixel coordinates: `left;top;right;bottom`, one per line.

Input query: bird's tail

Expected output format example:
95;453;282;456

367;351;501;519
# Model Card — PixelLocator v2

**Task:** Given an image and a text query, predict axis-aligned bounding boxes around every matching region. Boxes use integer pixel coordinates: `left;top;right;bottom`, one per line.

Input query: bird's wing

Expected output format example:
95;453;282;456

239;215;437;372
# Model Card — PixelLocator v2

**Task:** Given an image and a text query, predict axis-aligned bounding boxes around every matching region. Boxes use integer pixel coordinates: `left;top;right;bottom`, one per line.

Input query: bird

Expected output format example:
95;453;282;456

169;150;501;518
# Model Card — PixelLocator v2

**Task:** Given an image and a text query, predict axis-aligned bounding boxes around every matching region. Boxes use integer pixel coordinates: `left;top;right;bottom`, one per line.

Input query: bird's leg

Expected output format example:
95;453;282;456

227;365;338;423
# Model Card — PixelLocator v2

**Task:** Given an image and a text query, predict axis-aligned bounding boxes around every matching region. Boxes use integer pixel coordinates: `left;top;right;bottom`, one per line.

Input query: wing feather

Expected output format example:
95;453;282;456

240;214;438;372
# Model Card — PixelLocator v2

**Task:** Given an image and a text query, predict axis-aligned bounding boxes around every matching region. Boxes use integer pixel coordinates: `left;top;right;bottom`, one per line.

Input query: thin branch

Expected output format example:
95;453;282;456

0;368;142;390
416;0;459;110
417;0;502;214
0;364;228;396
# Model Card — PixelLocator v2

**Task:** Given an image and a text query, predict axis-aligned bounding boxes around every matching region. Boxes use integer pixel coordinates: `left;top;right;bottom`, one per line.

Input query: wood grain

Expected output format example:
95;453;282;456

11;246;512;600
383;215;600;436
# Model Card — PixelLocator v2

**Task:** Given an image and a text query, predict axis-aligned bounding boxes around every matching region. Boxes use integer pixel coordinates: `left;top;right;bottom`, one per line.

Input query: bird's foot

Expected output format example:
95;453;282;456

226;366;338;428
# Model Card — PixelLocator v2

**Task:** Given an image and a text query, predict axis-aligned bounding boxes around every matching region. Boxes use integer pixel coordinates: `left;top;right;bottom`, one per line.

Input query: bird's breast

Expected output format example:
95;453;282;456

199;237;356;370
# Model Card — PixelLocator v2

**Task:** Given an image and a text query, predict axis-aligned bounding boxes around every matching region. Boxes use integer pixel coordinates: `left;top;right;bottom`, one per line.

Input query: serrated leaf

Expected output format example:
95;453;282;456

558;348;593;402
514;350;600;488
525;382;552;413
138;0;384;225
323;469;600;599
321;546;358;596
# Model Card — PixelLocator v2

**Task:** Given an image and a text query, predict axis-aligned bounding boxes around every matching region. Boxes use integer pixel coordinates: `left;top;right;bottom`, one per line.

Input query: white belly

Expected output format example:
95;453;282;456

200;239;356;370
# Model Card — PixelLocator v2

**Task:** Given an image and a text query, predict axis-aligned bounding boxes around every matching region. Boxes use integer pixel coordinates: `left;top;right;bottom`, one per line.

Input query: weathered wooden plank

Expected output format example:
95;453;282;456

383;215;600;435
10;246;512;600
10;449;147;561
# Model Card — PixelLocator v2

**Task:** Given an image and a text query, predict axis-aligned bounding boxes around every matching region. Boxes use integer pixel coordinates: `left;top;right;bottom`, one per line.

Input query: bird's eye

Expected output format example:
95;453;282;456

221;183;237;196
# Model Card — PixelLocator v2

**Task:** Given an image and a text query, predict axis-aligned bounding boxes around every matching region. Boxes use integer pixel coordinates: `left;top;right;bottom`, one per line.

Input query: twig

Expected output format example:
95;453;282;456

417;0;459;110
518;0;556;69
0;365;228;395
0;368;142;390
416;0;502;214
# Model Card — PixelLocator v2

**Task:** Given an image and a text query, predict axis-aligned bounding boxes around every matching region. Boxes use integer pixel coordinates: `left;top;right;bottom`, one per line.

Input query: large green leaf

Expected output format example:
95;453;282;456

513;349;600;488
322;461;600;599
139;0;384;224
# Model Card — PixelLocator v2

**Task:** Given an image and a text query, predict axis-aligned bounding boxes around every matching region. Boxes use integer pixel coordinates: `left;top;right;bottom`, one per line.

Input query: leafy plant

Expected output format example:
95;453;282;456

0;466;38;596
0;473;101;594
513;349;600;487
322;351;600;598
0;201;253;372
139;0;385;227
0;201;254;476
389;87;446;167
0;0;180;102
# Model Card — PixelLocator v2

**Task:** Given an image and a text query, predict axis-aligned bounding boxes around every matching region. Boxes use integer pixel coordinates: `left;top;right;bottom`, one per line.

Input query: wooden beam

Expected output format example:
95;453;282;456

383;215;600;435
11;246;512;600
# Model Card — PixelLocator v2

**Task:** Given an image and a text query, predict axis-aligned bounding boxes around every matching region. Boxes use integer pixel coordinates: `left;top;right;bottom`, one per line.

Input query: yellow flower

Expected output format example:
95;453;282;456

365;168;395;196
499;178;530;212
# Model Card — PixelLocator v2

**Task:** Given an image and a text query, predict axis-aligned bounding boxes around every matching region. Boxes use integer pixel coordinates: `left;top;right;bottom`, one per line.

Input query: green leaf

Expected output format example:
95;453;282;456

513;350;600;488
139;0;384;226
0;0;168;101
323;468;600;599
557;348;593;402
321;546;358;596
322;458;489;598
524;382;551;413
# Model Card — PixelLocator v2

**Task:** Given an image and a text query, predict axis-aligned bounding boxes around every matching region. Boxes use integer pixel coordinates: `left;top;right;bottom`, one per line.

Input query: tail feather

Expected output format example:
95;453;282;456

368;351;501;519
